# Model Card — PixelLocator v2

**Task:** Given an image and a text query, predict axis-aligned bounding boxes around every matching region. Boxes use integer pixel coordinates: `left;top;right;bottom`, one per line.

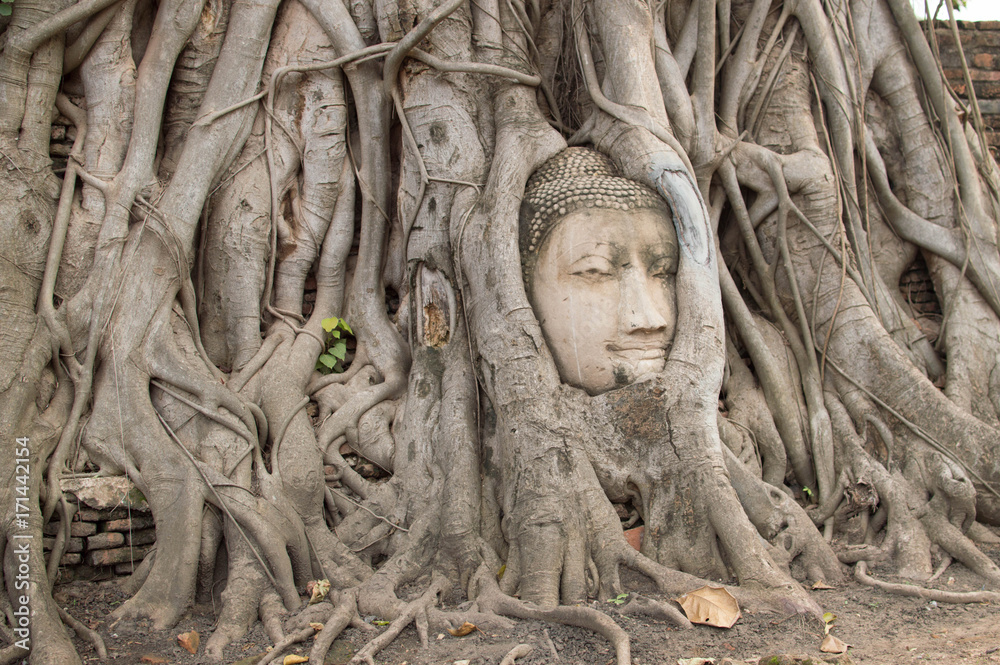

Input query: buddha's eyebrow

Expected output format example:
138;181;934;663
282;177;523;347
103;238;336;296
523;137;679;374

557;240;616;259
643;245;679;265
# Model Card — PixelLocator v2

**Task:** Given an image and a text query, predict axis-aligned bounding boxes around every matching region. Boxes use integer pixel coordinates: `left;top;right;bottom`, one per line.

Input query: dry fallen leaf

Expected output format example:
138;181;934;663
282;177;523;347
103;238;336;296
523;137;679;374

822;611;837;635
282;656;309;664
820;634;850;654
675;586;741;628
811;580;835;590
309;622;324;632
447;621;477;637
308;579;330;605
677;658;716;665
177;631;200;654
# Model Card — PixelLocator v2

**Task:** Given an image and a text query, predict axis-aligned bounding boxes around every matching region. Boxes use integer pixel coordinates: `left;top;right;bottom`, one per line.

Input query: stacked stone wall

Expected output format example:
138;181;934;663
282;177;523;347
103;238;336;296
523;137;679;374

925;19;1000;153
45;477;152;581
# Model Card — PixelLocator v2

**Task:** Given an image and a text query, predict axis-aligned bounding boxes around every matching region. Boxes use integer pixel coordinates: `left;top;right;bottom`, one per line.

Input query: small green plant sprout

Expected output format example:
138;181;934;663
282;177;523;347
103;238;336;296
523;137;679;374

0;0;12;17
316;316;353;374
802;486;814;500
607;592;629;605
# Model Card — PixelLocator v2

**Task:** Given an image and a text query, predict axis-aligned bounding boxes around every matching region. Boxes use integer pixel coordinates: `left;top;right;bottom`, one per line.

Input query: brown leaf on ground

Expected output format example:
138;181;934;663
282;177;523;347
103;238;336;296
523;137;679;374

177;630;199;654
675;586;741;628
309;622;324;631
140;656;168;664
812;580;835;589
282;656;309;664
447;621;477;637
820;634;850;654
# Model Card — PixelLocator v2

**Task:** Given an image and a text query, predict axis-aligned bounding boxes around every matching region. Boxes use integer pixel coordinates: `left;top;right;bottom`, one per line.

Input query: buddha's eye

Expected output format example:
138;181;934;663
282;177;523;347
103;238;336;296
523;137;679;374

569;255;614;279
649;257;675;279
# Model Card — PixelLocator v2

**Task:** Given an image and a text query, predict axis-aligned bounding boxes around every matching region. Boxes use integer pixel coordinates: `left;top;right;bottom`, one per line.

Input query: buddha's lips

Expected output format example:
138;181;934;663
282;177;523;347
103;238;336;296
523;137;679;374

607;344;667;361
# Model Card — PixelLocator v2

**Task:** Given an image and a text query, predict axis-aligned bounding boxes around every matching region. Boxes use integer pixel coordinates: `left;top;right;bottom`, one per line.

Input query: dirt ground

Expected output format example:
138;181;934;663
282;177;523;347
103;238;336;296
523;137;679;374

57;542;1000;665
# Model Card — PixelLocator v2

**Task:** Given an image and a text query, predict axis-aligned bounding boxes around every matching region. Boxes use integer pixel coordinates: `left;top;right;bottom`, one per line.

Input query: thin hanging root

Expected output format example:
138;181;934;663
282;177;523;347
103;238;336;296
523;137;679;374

854;562;1000;604
47;497;77;588
500;644;534;665
350;574;450;665
57;606;108;660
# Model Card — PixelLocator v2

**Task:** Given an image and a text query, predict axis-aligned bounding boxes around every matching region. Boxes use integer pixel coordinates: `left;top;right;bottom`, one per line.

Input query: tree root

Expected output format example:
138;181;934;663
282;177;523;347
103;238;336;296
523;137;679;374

255;625;317;665
56;606;108;660
619;543;822;618
617;593;692;629
500;643;534;665
309;591;359;664
474;569;631;665
0;644;28;665
349;574;450;665
854;562;1000;604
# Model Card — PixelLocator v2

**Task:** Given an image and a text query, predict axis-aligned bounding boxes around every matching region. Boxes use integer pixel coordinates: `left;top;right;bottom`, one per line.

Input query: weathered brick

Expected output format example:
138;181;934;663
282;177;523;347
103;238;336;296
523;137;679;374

60;553;81;566
85;546;150;567
103;515;155;532
86;532;125;550
970;69;1000;82
44;521;97;537
975;82;1000;99
114;562;141;576
973;53;995;69
125;529;157;547
76;507;133;522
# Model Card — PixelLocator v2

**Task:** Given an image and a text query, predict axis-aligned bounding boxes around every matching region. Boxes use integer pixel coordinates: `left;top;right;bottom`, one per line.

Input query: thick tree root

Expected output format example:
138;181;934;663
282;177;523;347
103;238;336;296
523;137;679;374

617;593;692;629
474;570;631;665
854;562;1000;603
309;592;360;664
255;625;317;665
56;606;108;660
619;544;822;618
500;643;534;665
349;574;450;665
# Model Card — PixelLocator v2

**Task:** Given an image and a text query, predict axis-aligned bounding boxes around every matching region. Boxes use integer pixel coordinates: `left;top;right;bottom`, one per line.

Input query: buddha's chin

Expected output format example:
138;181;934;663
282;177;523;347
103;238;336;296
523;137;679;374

610;357;666;387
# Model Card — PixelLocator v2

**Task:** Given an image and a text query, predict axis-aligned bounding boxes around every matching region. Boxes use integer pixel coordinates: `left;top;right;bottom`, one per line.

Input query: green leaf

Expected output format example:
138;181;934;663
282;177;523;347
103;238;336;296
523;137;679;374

339;320;353;335
321;317;339;333
0;4;11;15
330;341;347;360
329;329;341;339
318;353;337;368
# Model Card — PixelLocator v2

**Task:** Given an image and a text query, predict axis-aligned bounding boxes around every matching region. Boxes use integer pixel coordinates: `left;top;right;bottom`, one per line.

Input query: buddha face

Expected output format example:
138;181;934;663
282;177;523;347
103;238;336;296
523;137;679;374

528;207;679;395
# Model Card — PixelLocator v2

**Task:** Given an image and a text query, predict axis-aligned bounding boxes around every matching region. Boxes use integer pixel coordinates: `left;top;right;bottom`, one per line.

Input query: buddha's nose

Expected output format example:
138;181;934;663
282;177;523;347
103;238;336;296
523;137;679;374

620;267;668;333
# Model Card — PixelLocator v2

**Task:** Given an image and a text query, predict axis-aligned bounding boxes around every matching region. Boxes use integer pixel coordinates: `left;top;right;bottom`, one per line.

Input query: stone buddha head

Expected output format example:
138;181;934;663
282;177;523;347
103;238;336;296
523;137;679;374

520;148;679;395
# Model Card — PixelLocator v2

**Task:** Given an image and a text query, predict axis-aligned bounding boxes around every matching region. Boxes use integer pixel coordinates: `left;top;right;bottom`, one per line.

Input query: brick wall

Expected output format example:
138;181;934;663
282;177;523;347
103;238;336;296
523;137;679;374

924;19;1000;153
47;477;153;582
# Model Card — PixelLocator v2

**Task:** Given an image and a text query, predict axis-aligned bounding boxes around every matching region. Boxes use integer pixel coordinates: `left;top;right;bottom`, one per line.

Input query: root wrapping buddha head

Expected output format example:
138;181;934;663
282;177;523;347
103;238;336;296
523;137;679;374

520;148;679;395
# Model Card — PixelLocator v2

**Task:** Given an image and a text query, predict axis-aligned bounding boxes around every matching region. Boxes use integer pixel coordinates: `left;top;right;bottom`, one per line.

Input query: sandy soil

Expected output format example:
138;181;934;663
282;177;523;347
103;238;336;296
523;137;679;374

58;543;1000;664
